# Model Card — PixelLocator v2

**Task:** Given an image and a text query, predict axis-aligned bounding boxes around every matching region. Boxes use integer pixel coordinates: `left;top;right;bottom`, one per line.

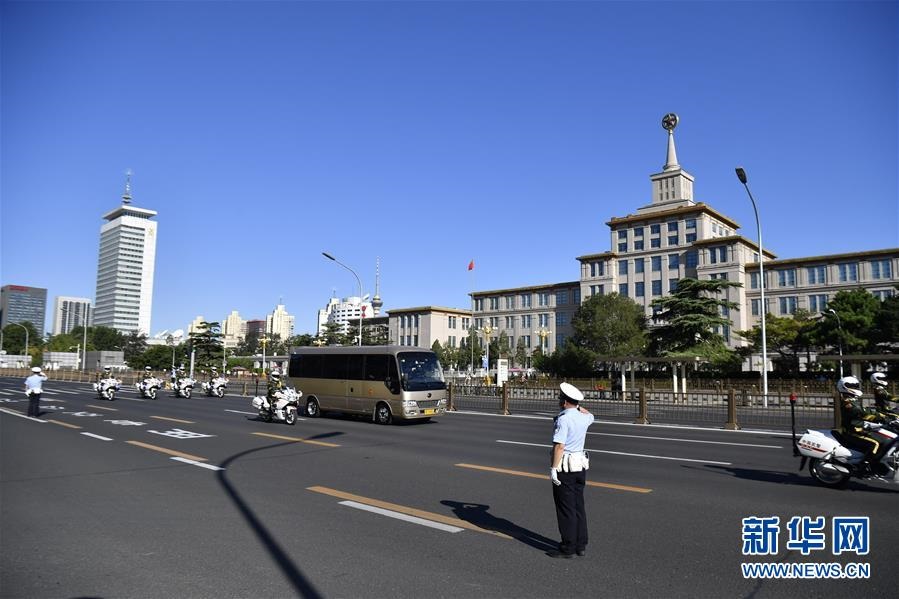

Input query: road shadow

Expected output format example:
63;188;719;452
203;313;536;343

217;440;339;599
697;464;899;494
440;500;557;552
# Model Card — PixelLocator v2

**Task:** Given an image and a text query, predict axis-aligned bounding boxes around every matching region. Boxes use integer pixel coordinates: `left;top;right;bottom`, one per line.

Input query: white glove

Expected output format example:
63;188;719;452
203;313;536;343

863;421;882;431
550;468;561;486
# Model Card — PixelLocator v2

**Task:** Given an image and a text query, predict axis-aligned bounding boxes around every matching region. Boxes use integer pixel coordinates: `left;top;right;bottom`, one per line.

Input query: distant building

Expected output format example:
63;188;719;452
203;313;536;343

317;294;373;336
187;316;206;335
387;306;472;351
266;304;295;340
92;173;158;335
52;296;92;335
246;319;266;337
0;284;48;338
222;310;247;348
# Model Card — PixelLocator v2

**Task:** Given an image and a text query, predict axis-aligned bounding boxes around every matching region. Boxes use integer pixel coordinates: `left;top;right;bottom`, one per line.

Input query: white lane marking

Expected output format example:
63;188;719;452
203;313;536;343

81;432;113;441
170;457;224;471
49;389;80;395
448;410;795;437
40;391;61;395
0;390;16;396
0;407;47;422
338;500;464;533
225;409;306;420
588;431;782;449
496;439;732;466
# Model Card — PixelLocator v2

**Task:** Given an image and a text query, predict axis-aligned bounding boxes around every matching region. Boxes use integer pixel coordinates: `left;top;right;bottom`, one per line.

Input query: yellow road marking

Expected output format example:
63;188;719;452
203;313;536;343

48;420;82;429
126;440;208;462
252;431;341;448
87;404;118;411
307;486;511;538
455;463;653;494
150;415;194;424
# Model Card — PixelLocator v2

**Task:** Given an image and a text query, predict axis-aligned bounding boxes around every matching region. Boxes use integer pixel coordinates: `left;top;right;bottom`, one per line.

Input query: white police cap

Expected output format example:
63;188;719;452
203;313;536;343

559;382;584;404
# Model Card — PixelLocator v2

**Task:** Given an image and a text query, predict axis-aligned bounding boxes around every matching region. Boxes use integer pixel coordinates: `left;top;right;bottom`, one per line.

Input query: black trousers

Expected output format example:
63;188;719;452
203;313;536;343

552;469;588;554
27;393;41;417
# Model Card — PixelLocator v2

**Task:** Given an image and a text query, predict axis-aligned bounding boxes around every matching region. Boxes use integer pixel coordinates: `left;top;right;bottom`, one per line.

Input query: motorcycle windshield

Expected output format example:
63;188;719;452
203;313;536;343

398;351;446;392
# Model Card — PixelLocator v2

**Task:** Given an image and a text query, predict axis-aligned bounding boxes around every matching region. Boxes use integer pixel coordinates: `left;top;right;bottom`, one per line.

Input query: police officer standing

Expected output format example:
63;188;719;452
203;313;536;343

548;382;594;559
24;366;47;418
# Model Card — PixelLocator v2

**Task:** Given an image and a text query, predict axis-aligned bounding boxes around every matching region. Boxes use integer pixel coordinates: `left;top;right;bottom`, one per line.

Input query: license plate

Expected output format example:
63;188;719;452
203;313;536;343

423;409;435;415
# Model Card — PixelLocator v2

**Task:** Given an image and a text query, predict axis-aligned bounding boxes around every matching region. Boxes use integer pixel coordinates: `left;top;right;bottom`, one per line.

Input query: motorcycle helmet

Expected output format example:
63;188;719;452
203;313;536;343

870;372;888;389
145;366;152;372
270;371;281;380
837;376;862;398
103;366;111;373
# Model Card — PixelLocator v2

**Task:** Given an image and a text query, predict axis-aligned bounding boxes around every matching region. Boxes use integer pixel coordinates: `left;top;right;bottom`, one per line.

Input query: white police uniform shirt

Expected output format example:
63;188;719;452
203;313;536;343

25;373;47;395
553;407;594;454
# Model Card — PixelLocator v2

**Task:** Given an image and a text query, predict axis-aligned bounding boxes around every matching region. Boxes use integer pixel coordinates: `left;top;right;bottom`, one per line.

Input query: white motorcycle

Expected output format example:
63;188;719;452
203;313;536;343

202;376;229;398
93;377;121;401
795;420;899;488
135;377;163;400
252;387;302;425
173;376;196;399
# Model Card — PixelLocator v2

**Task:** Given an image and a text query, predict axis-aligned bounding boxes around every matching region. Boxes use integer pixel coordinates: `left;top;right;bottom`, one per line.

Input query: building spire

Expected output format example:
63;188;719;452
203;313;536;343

122;169;133;204
662;113;679;171
372;257;384;316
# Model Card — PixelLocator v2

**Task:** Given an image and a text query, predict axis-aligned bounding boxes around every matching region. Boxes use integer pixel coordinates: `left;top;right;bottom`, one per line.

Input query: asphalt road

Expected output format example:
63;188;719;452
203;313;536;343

1;377;896;599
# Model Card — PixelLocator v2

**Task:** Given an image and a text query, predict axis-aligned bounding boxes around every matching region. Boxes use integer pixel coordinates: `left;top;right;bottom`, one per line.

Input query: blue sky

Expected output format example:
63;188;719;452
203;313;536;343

2;0;897;337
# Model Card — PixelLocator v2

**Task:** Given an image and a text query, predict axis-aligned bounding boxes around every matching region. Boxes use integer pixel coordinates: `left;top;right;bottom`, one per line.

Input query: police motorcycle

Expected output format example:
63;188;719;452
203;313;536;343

202;374;229;398
93;374;122;401
135;368;163;399
172;374;197;399
252;387;302;425
791;377;899;488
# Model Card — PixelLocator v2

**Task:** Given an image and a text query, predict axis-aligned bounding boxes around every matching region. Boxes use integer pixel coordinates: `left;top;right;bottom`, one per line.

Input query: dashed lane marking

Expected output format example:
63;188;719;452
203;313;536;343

150;415;194;424
307;486;510;538
496;439;733;466
125;440;208;462
48;420;82;429
225;409;263;416
81;432;113;441
170;457;225;471
339;500;465;533
252;431;340;447
455;463;653;494
0;407;46;422
86;404;119;412
587;431;783;449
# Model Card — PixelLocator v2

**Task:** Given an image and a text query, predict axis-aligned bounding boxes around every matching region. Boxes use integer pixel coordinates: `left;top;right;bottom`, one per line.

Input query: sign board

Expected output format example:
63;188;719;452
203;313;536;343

497;359;509;386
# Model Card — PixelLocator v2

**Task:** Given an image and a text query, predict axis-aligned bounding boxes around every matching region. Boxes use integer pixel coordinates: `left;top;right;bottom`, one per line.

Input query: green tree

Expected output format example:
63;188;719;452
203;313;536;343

189;321;224;369
123;331;149;366
45;333;80;352
571;293;647;357
128;345;178;371
496;331;511;359
1;321;41;355
650;278;741;355
514;337;528;368
321;321;344;346
457;328;484;372
91;326;125;351
287;333;315;348
814;289;881;354
738;309;817;374
872;289;899;351
236;330;260;355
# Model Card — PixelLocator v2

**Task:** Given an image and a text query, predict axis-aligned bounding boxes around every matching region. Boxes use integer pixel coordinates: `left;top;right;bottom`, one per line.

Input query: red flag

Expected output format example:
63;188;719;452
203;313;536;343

468;260;475;271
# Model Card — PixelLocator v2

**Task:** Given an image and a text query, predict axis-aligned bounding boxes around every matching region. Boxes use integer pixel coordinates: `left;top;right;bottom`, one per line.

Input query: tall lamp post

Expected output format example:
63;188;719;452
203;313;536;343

535;327;551;357
323;251;363;346
482;324;494;384
736;167;768;407
827;308;844;378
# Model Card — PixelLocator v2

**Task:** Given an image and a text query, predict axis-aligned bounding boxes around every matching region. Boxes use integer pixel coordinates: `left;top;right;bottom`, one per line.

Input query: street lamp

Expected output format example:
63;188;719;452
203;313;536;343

260;335;269;375
482;324;494;383
535;327;551;356
827;308;844;378
735;167;769;407
6;323;30;368
323;251;364;346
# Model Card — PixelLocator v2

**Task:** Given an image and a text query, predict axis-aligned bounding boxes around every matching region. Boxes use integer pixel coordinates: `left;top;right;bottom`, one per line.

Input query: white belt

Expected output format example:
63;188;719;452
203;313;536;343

561;451;589;472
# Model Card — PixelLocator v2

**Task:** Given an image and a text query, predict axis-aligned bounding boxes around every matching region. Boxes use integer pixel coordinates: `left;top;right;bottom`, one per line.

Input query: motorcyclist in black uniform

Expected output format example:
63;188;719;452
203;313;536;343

838;376;889;472
871;372;899;419
266;369;284;415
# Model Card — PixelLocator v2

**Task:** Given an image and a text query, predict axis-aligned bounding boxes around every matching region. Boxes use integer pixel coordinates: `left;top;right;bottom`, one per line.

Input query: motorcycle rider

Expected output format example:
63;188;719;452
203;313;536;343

838;376;889;472
96;366;112;383
871;372;899;418
266;369;284;415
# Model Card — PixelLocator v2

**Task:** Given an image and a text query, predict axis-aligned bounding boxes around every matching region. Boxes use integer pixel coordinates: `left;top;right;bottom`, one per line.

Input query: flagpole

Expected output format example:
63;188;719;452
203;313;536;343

469;260;474;377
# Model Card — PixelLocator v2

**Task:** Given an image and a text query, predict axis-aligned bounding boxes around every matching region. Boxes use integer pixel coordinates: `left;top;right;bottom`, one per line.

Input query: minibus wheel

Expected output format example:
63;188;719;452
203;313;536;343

374;402;393;425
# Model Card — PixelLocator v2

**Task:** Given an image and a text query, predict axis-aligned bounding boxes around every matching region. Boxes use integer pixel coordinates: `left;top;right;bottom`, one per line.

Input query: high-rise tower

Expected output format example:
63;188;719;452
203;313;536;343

93;171;158;334
372;257;384;316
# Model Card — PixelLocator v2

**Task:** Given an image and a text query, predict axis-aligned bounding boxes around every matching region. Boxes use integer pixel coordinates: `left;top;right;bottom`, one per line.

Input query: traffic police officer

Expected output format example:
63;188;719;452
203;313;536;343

24;366;47;418
548;382;594;558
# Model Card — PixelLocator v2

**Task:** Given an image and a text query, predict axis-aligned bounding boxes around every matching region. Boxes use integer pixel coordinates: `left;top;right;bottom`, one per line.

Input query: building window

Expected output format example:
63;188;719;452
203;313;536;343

873;290;894;301
651;256;662;271
539;313;549;327
489;297;499;310
685;233;697;243
779;296;798;315
556;290;568;305
750;272;759;289
777;269;796;287
870;259;892;280
474;298;484;311
505;316;515;328
635;282;645;297
669;279;679;292
618;230;627;239
572;289;580;304
668;254;680;269
619;283;628;297
685;250;698;268
520;293;531;308
650;238;661;248
709;246;727;264
808;294;828;313
685;218;696;229
651;280;662;296
489;317;499;328
634;227;644;238
634;258;645;274
462;317;470;330
448;316;456;329
751;299;760;316
521;315;532;328
668;221;679;232
807;265;826;285
523;335;531;348
556;312;567;326
475;318;483;329
505;296;514;309
590;284;605;296
618;242;627;252
618;260;629;275
634;240;644;251
838;263;858;282
667;235;678;246
650;224;661;235
538;292;549;306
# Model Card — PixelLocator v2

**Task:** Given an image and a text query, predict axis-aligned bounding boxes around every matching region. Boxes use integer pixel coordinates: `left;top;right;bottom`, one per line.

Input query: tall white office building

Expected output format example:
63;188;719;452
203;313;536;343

93;173;158;335
266;304;295;340
52;296;92;335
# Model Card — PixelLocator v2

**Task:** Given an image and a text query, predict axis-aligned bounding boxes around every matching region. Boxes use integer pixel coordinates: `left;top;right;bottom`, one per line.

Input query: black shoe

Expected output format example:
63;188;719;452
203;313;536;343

576;549;586;557
546;550;574;559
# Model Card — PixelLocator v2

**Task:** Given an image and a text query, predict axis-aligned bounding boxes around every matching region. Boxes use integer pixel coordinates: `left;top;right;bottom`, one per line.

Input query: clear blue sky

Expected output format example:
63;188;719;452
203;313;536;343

2;0;897;337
